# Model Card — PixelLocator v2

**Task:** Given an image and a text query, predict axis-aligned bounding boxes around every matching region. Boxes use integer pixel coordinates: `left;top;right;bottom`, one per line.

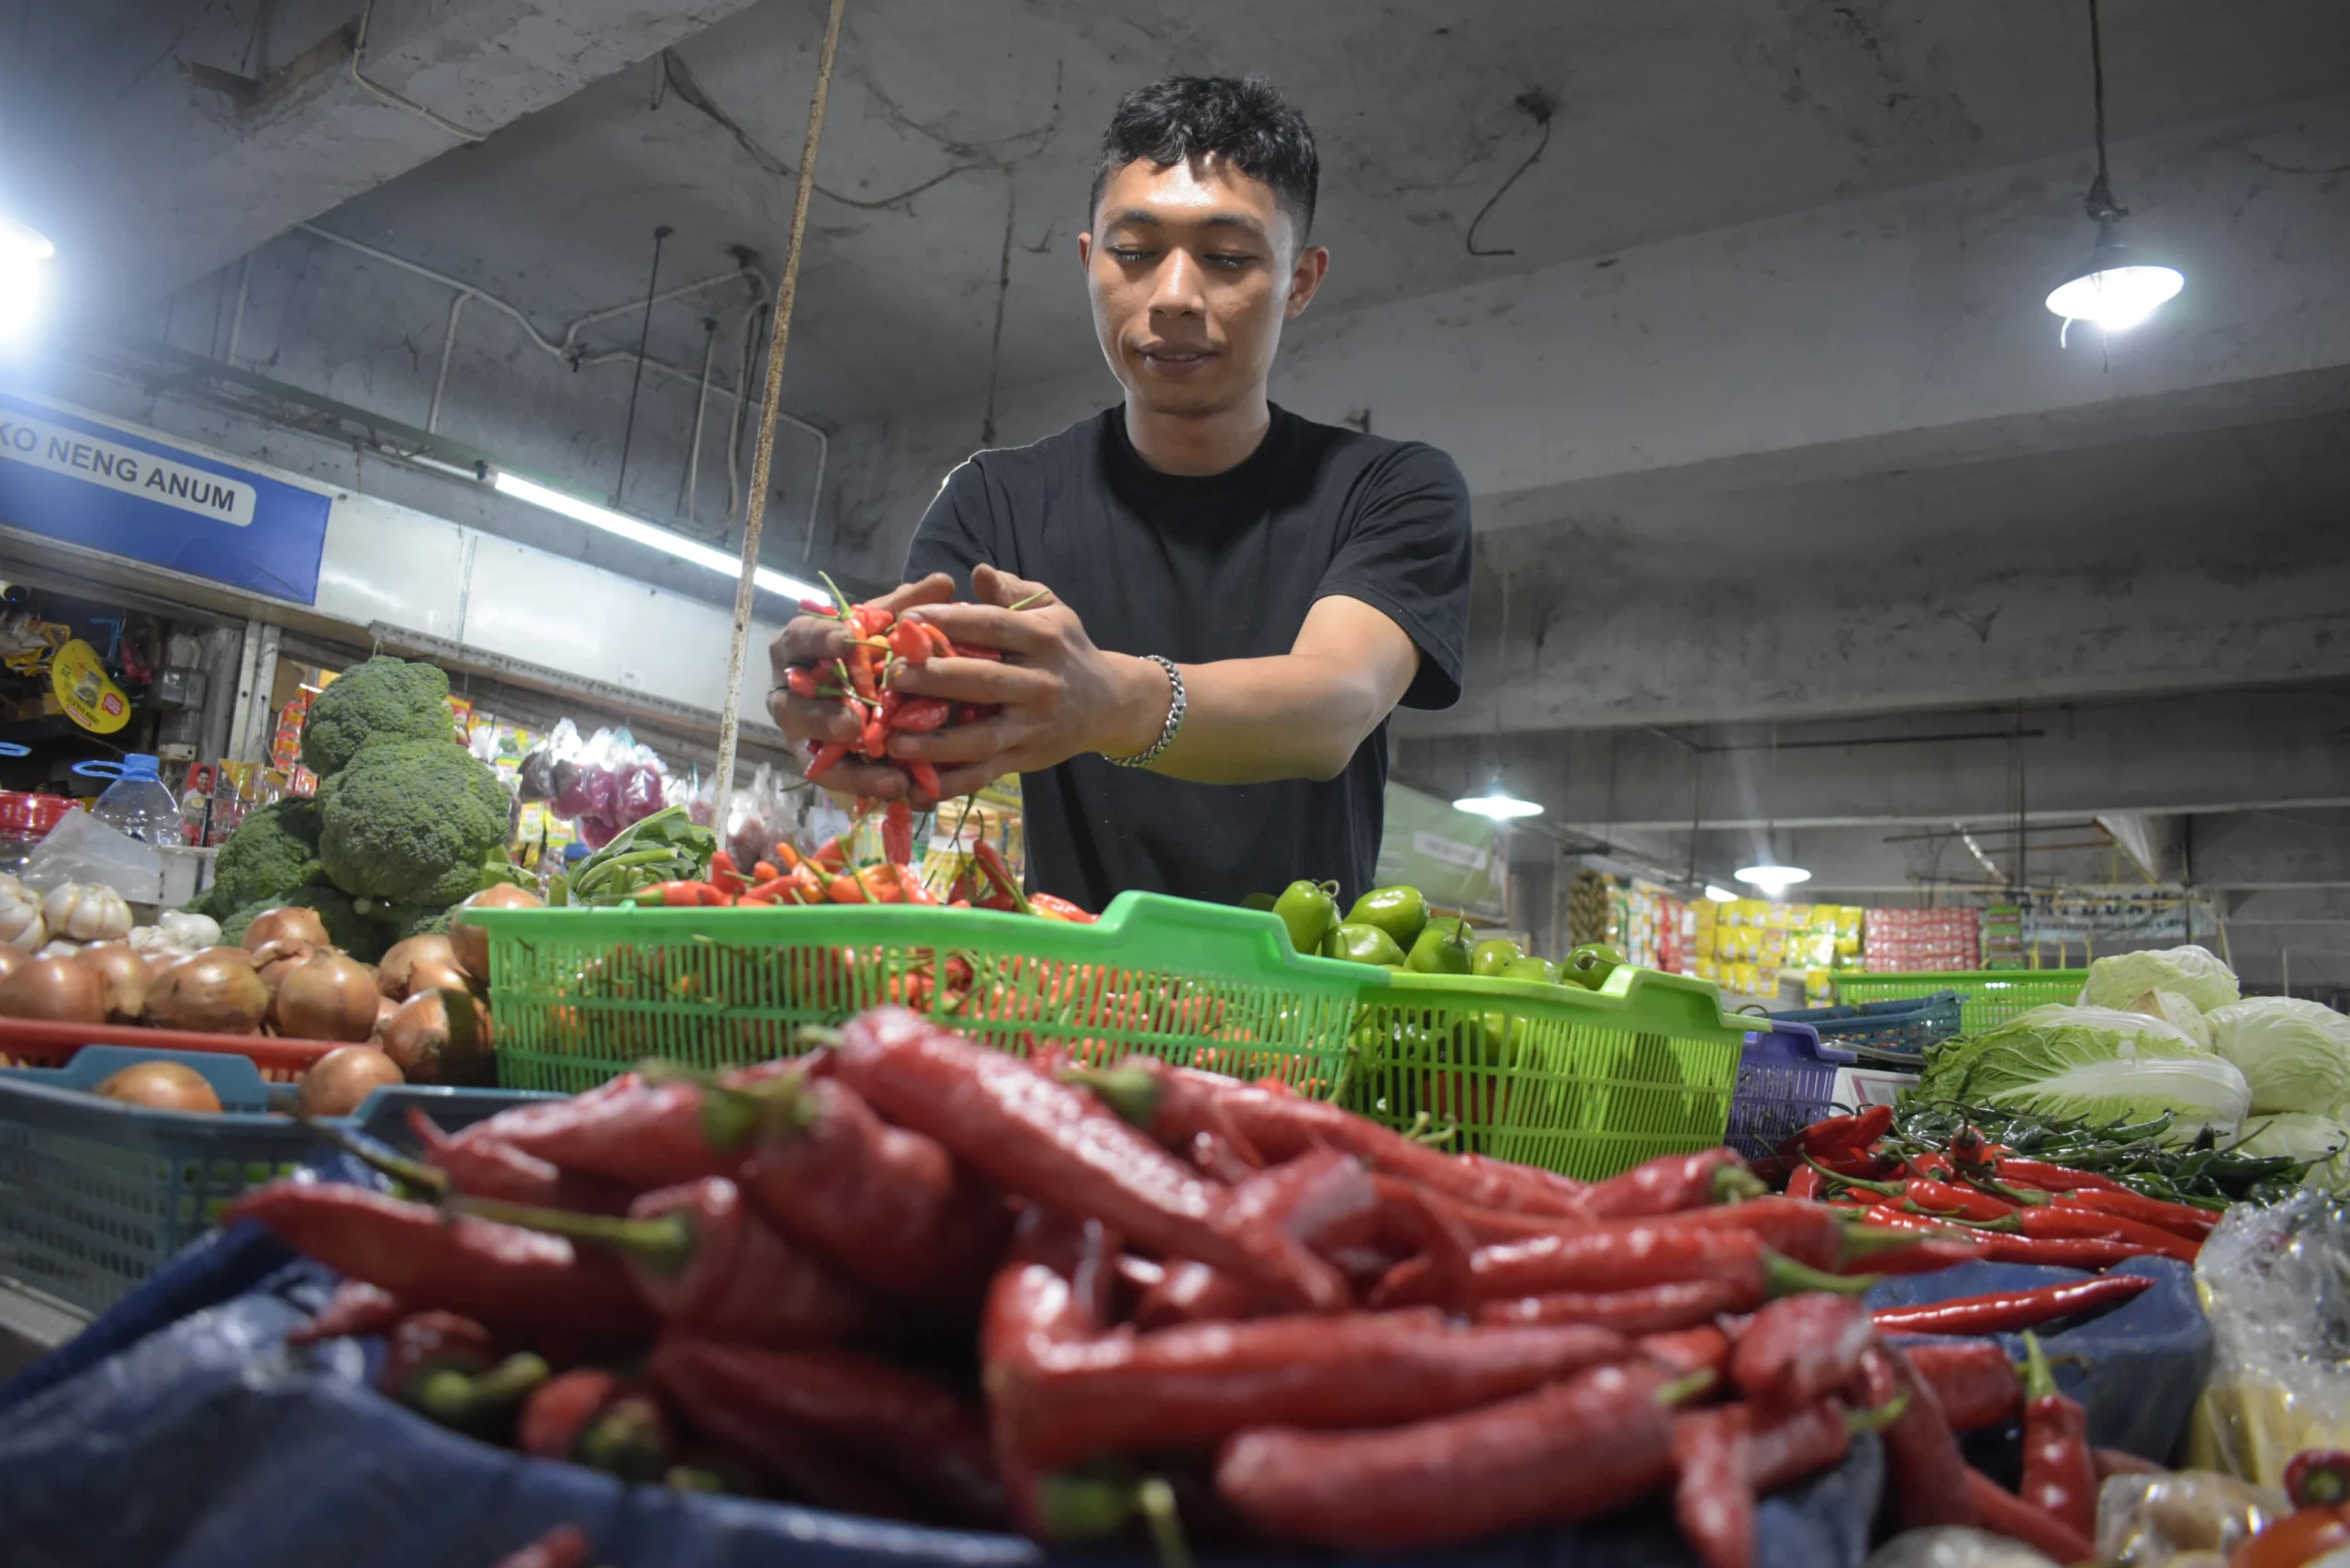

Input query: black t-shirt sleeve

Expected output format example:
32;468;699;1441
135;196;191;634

1314;442;1474;710
901;458;996;593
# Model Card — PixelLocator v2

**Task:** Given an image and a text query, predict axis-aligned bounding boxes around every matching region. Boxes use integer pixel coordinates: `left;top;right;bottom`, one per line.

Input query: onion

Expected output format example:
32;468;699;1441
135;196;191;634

146;947;271;1035
73;943;151;1023
296;1046;404;1117
257;952;307;996
0;946;20;984
273;951;383;1043
371;992;398;1040
380;988;495;1086
380;935;462;1001
241;906;330;965
95;1060;221;1114
0;955;106;1024
405;958;475;999
141;950;185;984
450;885;542;982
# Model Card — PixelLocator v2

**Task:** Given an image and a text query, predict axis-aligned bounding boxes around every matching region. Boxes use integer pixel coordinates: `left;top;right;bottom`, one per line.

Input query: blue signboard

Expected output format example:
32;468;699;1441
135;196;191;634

0;390;330;604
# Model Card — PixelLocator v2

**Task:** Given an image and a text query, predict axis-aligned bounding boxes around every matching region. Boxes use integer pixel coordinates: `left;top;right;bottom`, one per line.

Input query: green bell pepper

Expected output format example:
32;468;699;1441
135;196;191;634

1503;955;1563;985
1562;942;1625;990
1344;885;1428;950
1327;922;1407;967
1404;921;1473;975
1471;938;1523;978
1271;879;1340;957
1240;891;1277;913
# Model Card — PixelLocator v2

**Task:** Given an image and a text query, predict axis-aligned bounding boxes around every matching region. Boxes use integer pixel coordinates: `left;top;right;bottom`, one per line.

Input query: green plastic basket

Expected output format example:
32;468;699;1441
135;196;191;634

1343;966;1751;1182
470;891;1369;1096
1833;969;2087;1034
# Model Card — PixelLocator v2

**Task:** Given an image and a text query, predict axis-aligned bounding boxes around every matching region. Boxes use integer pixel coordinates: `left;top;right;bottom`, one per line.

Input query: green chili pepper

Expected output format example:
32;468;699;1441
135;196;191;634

1326;922;1407;967
1272;879;1340;958
1470;938;1522;979
1344;885;1429;950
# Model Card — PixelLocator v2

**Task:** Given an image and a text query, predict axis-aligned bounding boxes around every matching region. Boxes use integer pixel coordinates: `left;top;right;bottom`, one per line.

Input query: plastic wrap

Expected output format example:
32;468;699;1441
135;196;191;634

19;808;163;901
2093;1470;2286;1566
520;721;677;850
1862;1528;2057;1568
2188;1190;2350;1485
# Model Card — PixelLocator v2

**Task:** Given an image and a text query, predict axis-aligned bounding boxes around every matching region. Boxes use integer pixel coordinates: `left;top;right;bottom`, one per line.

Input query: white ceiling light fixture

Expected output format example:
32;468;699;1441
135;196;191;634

1704;884;1739;903
1734;863;1812;895
0;215;57;343
1453;780;1543;820
493;471;826;606
2044;0;2183;341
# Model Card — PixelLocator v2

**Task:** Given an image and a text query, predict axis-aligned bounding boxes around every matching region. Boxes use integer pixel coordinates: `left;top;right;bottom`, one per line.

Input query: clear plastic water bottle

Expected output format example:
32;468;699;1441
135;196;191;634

75;754;187;847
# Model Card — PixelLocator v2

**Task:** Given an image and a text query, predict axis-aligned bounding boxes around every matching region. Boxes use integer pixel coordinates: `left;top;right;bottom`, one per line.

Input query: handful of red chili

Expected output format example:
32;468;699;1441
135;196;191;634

248;1009;2095;1565
788;582;995;804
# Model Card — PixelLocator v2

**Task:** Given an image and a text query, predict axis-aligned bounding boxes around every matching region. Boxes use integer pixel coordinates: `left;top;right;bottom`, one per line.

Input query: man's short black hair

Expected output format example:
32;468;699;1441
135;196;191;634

1090;75;1319;243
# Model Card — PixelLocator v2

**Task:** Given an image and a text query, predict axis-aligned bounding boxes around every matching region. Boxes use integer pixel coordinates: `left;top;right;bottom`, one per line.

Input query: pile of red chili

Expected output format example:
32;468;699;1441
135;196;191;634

623;826;1095;924
784;588;1001;802
239;1008;2061;1565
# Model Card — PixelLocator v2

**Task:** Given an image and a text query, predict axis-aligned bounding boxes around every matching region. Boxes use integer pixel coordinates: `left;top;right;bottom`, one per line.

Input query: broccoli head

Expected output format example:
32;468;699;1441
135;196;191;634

302;656;455;778
221;886;386;962
318;739;513;907
194;798;325;917
364;902;454;942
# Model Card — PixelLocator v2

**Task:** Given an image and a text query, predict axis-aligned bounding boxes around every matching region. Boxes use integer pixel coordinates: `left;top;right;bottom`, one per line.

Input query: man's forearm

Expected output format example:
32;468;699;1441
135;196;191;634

1108;651;1395;784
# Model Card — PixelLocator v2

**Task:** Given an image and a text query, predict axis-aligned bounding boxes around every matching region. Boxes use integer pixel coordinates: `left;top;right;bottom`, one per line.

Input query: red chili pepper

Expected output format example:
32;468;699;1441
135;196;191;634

518;1371;671;1483
1869;1271;2152;1337
229;1182;653;1343
996;1305;1630;1472
406;1107;632;1214
1640;1324;1730;1383
652;1335;1007;1528
2053;1186;2220;1240
1066;1057;1269;1170
450;1075;760;1192
889;618;933;664
882;799;915;866
1213;1360;1681;1551
1748;1398;1863;1492
1833;1168;2016;1221
376;1307;497;1406
785;666;821;699
1785;1165;1825;1202
892;864;943;905
919;622;957;659
1578;1148;1765;1221
2237;1507;2350;1568
1978;1232;2152;1268
1673;1406;1754;1568
833;1009;1347;1312
1135;1149;1379;1324
519;1368;621;1461
1964;1466;2094;1563
1861;1342;1979;1530
1895;1336;2023;1431
1367;1177;1483;1316
1785;1103;1895;1158
1436;1219;1876;1305
970;840;1035;917
804;741;850;781
852;602;895;635
462;1177;871;1344
1027;891;1097;923
860;712;889;759
2018;1328;2097;1540
2288;1450;2350;1510
1729;1293;1874;1414
285;1279;406;1346
1965;1204;2200;1263
1478;1278;1749;1336
709;850;747;895
892;697;952;733
799;597;838;616
1994;1157;2127;1193
811;837;848;873
1949;1125;1996;1173
487;1524;594;1568
737;1073;1009;1311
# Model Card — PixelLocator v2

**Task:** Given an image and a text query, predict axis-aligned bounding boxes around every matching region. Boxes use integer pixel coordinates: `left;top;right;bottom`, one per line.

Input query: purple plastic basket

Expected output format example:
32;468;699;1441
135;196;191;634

1725;1019;1859;1160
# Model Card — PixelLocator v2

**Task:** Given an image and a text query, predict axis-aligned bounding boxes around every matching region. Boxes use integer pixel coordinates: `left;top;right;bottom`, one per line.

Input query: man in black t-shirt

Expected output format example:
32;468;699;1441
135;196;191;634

768;77;1472;909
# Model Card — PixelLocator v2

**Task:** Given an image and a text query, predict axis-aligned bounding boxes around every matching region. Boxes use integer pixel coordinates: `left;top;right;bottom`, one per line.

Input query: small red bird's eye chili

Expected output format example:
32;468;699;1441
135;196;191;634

1478;1278;1750;1336
229;1182;654;1343
1577;1148;1766;1221
2018;1329;2097;1540
285;1279;406;1346
805;740;850;780
891;697;952;733
834;1009;1348;1312
1213;1359;1680;1552
785;666;821;699
1859;1343;1978;1530
1892;1336;2022;1431
487;1525;594;1568
1964;1466;2096;1564
461;1177;871;1344
889;618;934;664
736;1072;1009;1311
882;800;915;866
1729;1294;1875;1415
1869;1271;2152;1337
652;1335;1008;1529
1027;891;1098;923
1673;1406;1754;1568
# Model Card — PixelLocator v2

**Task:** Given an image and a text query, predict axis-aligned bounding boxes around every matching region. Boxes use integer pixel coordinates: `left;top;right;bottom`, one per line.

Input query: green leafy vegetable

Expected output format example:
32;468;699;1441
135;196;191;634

2078;944;2241;1014
1915;1002;2250;1145
566;807;715;906
2204;997;2350;1116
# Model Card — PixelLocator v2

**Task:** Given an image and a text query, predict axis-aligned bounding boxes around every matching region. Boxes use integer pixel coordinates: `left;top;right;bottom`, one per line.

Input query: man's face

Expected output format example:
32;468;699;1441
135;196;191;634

1080;155;1328;418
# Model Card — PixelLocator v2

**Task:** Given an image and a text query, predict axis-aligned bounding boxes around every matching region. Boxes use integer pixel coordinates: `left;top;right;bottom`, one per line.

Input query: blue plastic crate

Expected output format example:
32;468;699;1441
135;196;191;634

1724;1021;1859;1160
0;1045;545;1316
1775;991;1964;1063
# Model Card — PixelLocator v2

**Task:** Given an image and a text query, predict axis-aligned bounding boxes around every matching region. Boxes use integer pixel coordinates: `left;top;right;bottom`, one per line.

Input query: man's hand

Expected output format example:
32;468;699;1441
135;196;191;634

884;565;1168;799
766;572;957;801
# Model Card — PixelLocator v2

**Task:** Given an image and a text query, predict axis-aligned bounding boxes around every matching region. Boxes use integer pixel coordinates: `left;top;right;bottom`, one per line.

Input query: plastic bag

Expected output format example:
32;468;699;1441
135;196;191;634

2188;1189;2350;1485
1863;1527;2057;1568
19;808;163;902
2094;1470;2287;1566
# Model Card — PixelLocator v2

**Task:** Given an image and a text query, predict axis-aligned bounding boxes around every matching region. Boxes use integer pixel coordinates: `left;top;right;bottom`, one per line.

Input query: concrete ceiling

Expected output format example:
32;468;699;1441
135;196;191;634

12;0;2350;986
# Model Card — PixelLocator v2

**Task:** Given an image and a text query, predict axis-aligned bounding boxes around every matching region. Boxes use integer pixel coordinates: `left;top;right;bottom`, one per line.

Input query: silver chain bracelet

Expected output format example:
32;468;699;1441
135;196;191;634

1106;654;1185;768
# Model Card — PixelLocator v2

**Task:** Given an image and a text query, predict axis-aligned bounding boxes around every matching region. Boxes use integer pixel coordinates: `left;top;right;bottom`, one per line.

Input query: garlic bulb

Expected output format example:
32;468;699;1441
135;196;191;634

36;938;83;959
0;875;43;951
40;882;134;943
159;910;222;951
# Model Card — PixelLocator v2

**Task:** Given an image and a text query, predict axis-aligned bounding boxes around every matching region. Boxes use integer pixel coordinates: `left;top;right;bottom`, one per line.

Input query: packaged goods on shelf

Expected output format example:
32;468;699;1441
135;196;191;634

1863;904;1982;972
1979;902;2025;969
1619;879;1690;975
